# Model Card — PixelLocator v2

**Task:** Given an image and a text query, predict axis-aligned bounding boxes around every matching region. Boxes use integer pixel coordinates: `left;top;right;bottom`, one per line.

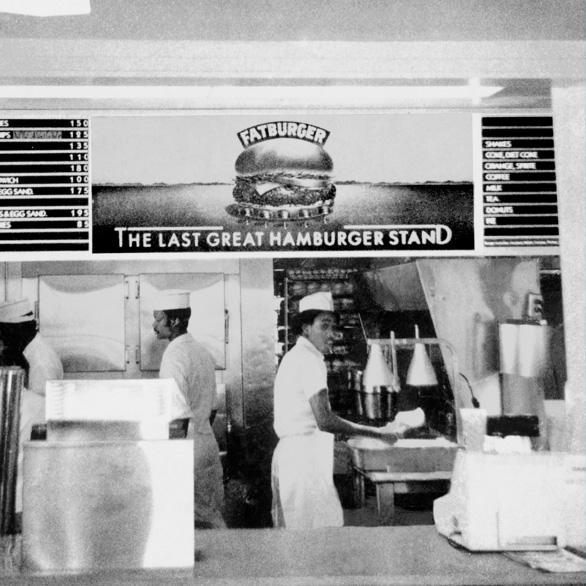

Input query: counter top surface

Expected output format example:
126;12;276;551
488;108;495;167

2;526;584;586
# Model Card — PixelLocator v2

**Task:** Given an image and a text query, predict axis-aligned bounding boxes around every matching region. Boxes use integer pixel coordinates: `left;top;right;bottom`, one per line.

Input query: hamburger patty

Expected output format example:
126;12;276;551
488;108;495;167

233;173;336;207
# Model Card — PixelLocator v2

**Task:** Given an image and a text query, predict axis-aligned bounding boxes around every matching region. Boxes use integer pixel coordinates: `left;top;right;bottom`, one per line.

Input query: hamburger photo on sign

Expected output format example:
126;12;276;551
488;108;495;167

230;121;336;221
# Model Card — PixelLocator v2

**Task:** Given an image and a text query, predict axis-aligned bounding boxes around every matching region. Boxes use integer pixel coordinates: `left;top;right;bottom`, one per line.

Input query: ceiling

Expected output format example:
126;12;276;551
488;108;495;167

0;0;584;42
0;1;582;111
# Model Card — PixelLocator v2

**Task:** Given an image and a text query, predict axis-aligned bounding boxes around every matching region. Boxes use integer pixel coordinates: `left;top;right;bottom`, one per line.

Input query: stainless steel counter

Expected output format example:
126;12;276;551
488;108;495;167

1;526;584;586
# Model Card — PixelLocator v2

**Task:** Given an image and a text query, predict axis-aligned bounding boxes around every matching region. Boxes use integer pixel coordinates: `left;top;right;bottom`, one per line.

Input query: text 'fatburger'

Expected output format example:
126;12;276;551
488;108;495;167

237;122;330;148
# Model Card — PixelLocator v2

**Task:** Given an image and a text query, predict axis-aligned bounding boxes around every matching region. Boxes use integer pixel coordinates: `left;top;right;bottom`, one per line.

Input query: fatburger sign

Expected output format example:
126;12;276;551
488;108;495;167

232;121;335;221
237;121;330;148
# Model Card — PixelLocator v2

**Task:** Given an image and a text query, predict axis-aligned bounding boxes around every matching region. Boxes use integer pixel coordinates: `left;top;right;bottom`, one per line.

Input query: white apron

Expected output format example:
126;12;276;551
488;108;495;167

271;431;344;529
193;426;226;529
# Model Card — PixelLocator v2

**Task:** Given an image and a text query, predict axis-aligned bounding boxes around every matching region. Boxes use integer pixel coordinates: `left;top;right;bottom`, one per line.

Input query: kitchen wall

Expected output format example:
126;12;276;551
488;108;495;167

0;258;277;496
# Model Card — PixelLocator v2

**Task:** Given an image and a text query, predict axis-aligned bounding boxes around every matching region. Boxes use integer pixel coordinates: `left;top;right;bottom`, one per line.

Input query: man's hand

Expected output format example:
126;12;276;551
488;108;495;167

388;407;426;437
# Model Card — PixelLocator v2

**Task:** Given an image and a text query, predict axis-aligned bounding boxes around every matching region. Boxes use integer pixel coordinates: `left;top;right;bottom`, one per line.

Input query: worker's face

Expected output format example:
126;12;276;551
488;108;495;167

303;312;337;355
153;310;172;340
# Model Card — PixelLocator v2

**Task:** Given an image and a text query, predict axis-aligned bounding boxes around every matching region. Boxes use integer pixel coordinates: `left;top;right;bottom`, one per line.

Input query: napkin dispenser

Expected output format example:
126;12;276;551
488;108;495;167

434;451;569;551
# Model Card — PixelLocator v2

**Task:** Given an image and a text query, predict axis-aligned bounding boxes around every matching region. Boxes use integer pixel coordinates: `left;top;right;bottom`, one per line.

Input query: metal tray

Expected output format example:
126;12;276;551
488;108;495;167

347;437;460;472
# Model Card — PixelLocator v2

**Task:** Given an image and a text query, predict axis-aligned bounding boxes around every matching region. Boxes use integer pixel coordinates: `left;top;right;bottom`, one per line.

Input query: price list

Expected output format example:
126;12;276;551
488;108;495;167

482;116;558;248
0;118;90;252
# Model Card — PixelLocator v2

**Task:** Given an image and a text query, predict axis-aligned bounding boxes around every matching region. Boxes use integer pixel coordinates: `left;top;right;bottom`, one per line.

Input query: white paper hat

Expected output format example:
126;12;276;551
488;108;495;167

0;298;34;323
299;291;334;313
152;290;191;311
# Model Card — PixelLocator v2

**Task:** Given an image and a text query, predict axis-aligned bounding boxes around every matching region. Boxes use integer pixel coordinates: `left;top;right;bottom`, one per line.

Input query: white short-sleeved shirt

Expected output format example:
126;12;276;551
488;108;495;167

159;333;217;433
273;336;328;438
23;333;64;396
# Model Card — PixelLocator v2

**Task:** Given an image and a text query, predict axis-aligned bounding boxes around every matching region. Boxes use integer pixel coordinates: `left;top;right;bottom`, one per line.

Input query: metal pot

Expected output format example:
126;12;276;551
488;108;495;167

356;386;395;420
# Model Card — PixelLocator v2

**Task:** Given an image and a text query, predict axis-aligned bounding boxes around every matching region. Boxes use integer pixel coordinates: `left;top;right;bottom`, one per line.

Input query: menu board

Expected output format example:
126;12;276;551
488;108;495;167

0;113;562;257
0;118;90;252
481;116;558;248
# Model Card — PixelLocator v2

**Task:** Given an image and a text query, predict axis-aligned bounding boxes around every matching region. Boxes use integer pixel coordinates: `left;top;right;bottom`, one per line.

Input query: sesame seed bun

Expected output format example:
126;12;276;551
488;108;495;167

235;139;333;176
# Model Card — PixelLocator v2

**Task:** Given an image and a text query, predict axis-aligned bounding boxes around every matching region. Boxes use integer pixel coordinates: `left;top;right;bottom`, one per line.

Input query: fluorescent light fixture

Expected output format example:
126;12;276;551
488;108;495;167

0;0;90;16
0;84;503;104
468;77;486;105
0;87;209;99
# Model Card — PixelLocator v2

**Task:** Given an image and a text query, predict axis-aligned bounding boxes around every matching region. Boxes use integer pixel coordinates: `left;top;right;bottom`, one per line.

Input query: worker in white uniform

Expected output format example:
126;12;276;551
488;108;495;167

152;290;226;529
272;292;418;529
0;298;63;396
0;297;63;531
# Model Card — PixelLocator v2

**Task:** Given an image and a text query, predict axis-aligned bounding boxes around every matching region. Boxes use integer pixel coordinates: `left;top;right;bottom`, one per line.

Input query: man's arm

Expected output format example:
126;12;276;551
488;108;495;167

309;389;401;443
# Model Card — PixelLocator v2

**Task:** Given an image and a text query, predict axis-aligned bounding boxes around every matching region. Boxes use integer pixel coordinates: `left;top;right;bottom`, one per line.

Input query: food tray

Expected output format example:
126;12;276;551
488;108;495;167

347;437;460;473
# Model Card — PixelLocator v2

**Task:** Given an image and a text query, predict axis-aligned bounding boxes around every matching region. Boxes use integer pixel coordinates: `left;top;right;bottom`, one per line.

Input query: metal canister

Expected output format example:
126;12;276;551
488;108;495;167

358;384;395;421
359;385;382;420
352;370;364;416
0;366;25;535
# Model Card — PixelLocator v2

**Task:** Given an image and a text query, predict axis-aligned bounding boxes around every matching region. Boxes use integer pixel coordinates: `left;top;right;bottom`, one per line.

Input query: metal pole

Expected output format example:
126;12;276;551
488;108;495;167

0;367;24;535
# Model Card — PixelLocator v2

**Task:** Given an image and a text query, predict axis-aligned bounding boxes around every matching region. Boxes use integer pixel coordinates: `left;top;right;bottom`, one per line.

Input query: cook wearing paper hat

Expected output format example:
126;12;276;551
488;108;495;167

0;298;62;396
298;291;335;314
151;289;226;529
293;291;337;356
271;285;417;531
0;297;63;530
152;290;192;344
152;289;191;311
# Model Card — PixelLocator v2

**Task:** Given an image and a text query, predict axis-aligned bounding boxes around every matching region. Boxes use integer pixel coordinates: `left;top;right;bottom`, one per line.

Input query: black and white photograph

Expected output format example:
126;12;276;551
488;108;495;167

0;2;584;586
